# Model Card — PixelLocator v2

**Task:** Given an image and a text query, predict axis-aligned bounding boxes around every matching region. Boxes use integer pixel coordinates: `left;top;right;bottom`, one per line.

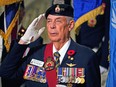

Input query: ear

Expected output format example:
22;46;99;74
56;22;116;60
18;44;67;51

68;20;75;31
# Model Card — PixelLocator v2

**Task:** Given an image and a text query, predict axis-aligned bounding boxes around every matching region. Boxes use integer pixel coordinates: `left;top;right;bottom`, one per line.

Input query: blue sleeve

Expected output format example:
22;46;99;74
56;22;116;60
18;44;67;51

0;41;28;80
86;53;101;87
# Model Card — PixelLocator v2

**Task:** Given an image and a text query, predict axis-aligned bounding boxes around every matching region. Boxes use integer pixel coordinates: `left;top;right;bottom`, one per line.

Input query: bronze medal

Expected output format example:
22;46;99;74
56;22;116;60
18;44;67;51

67;83;73;87
71;77;75;83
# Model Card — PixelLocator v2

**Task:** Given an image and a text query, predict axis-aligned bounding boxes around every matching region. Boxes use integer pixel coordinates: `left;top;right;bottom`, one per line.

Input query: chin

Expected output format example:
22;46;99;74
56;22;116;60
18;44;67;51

50;39;58;42
49;36;60;42
50;38;59;42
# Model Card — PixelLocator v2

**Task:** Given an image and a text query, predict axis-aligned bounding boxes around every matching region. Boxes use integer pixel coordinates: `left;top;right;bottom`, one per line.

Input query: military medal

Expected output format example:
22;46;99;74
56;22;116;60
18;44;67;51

80;77;85;84
24;64;34;78
62;68;66;76
76;77;81;84
71;68;75;83
68;68;71;83
57;68;63;83
67;83;73;87
42;78;47;83
79;68;85;77
76;68;85;84
60;76;66;83
23;64;47;83
44;57;55;71
56;68;85;85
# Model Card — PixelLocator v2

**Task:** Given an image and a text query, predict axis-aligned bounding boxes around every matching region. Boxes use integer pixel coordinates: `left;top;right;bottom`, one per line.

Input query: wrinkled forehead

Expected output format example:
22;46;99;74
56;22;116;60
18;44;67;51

46;14;68;23
47;14;66;19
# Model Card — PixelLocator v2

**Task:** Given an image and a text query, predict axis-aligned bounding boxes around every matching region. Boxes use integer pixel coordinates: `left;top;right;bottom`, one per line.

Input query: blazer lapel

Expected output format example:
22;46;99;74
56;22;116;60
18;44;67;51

60;39;78;67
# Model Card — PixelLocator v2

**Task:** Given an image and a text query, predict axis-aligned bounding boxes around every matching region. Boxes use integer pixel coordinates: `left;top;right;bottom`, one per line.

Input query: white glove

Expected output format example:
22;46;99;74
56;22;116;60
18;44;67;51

21;13;45;44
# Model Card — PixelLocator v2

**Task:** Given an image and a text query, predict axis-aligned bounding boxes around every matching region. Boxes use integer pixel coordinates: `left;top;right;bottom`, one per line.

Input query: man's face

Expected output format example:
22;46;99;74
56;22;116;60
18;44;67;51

46;14;71;43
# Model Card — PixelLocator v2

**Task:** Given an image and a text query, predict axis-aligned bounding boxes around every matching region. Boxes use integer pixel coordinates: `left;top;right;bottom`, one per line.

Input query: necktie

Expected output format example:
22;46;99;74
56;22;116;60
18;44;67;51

54;52;60;68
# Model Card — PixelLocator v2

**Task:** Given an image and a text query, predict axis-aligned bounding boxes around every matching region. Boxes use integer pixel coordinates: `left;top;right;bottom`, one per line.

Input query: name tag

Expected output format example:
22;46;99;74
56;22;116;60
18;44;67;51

30;59;44;67
56;84;67;87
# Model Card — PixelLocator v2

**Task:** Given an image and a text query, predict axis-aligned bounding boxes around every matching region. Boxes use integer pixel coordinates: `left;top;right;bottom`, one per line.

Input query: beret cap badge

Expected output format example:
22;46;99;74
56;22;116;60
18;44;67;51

55;5;60;13
45;4;74;18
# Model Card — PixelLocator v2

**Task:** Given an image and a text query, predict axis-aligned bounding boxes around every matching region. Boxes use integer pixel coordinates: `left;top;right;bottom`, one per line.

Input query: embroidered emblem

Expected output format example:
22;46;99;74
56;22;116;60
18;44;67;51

44;57;55;71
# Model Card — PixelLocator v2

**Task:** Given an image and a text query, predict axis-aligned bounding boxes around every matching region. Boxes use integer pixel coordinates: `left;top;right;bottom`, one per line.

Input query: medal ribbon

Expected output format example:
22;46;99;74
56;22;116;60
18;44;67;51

44;43;57;87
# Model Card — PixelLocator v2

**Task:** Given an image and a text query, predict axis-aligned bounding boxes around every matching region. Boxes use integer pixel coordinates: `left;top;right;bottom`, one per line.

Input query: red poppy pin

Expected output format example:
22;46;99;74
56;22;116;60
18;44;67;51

67;50;75;60
67;50;75;56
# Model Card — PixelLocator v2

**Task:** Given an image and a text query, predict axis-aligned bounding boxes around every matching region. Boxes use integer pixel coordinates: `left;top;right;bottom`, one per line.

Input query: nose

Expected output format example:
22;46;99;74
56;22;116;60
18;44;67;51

50;22;56;29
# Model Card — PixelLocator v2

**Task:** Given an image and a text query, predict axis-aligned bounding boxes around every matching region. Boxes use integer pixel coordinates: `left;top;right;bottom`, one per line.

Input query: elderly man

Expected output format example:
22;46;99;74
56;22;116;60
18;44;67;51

0;4;101;87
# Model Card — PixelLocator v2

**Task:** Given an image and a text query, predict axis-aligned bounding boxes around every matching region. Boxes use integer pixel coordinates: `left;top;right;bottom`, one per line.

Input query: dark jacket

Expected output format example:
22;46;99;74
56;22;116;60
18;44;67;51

0;39;101;87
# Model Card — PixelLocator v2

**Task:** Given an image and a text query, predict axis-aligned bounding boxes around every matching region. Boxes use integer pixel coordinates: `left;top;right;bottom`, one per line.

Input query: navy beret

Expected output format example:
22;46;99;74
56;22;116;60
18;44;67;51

45;4;74;18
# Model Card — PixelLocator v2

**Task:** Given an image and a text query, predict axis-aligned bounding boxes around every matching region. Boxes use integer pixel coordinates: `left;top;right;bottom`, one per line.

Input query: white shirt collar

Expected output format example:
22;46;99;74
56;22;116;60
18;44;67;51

53;38;71;64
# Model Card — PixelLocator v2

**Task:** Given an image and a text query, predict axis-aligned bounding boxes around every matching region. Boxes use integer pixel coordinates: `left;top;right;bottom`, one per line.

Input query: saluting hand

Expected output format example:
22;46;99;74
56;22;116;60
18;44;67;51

20;13;45;44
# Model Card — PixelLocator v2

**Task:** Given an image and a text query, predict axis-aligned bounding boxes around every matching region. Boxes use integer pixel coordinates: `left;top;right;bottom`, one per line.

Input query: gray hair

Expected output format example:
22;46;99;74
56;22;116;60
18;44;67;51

66;16;74;24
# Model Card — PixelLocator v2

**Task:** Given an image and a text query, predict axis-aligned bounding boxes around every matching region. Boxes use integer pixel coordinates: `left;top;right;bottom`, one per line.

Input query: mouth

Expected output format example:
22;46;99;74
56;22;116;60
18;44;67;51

49;32;58;36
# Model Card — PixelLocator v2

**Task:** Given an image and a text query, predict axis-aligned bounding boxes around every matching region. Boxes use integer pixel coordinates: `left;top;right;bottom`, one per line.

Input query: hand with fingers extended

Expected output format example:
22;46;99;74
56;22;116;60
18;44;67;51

20;13;45;44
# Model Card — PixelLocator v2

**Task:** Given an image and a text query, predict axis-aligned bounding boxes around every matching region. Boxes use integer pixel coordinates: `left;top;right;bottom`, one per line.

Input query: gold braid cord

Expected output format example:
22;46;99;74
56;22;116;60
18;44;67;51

74;3;106;33
0;30;5;38
0;0;22;6
0;10;19;52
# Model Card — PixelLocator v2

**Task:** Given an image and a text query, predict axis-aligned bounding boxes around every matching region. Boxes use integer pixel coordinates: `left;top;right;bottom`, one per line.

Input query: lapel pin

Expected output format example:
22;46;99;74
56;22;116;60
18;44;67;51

66;63;76;67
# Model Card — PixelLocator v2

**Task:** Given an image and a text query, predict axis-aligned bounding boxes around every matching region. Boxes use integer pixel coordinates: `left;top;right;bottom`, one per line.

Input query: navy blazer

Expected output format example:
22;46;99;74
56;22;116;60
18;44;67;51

0;39;101;87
